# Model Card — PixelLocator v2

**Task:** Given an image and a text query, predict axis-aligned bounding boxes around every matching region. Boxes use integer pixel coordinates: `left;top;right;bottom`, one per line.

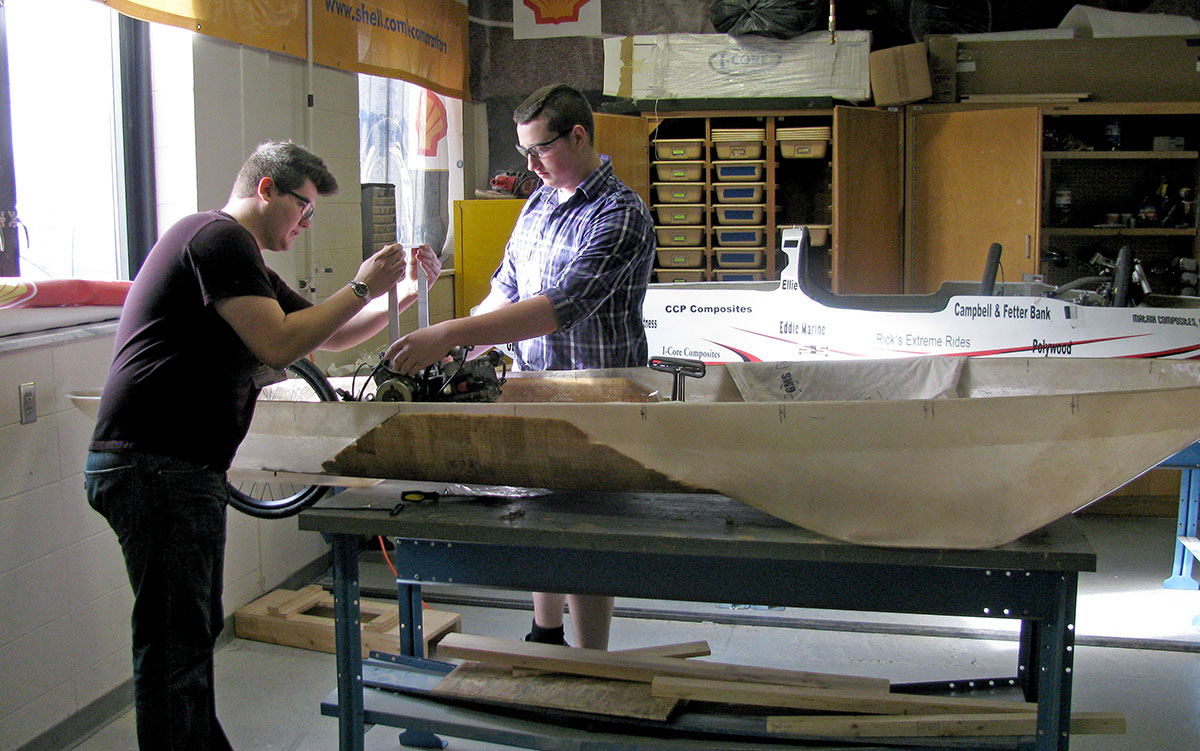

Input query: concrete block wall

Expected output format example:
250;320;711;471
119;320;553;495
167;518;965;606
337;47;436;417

0;329;125;750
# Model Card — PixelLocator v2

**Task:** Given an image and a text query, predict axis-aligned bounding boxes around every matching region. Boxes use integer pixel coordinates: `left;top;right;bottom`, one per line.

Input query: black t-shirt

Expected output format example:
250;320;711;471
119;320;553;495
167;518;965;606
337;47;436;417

90;211;311;469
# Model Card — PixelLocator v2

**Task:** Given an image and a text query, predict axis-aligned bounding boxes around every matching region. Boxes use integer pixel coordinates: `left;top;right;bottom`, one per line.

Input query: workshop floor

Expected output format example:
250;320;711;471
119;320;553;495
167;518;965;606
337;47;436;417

69;514;1199;751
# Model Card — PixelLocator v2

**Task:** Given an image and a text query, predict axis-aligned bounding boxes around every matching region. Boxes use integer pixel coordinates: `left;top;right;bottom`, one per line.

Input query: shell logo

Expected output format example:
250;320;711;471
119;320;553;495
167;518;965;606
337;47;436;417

0;279;35;309
418;90;448;158
523;0;592;25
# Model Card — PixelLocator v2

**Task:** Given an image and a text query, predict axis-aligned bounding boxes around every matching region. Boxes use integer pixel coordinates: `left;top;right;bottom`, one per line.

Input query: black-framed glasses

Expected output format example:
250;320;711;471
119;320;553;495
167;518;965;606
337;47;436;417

281;188;315;222
515;131;567;159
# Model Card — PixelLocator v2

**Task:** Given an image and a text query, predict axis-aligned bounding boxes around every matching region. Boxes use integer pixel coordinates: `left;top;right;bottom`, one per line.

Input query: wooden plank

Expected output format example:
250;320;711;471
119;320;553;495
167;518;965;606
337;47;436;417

651;676;1034;716
267;584;325;617
363;605;401;633
962;93;1089;103
226;468;382;488
435;633;888;693
766;711;1125;738
433;661;679;721
234;587;460;657
512;640;711;677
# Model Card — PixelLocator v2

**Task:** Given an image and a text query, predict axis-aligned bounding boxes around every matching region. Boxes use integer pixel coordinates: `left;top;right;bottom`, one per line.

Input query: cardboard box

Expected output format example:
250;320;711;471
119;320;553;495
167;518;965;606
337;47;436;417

953;35;1200;102
603;31;871;103
870;43;932;107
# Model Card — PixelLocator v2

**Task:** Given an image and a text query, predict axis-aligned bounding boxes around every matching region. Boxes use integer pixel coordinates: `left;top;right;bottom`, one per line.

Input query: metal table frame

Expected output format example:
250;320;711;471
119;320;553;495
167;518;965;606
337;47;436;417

299;484;1097;751
1159;444;1200;591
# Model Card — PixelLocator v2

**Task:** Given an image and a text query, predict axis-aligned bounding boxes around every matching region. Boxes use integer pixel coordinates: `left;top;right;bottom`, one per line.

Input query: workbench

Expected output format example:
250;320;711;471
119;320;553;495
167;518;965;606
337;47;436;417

298;482;1097;751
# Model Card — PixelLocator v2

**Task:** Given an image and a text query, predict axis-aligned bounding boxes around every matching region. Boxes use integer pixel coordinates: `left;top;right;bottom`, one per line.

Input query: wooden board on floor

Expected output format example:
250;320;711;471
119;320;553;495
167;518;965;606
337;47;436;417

436;633;889;693
234;585;460;657
651;676;1034;716
512;640;711;677
766;711;1126;738
433;661;680;721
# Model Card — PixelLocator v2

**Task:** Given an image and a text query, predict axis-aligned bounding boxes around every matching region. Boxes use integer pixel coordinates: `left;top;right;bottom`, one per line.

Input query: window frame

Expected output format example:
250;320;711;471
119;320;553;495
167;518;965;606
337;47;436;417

0;3;155;279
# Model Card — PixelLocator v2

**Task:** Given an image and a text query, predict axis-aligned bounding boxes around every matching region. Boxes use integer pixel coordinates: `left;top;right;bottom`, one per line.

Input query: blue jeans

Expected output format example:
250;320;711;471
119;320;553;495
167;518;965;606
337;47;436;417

85;451;235;751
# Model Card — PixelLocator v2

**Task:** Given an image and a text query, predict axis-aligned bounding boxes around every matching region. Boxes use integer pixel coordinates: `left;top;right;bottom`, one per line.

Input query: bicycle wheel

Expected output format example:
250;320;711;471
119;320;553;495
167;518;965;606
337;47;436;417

227;358;335;519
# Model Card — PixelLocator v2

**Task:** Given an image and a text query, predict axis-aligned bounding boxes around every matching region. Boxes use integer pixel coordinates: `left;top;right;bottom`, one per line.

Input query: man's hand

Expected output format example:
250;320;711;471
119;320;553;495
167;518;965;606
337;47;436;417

384;322;455;376
405;244;441;291
356;243;409;299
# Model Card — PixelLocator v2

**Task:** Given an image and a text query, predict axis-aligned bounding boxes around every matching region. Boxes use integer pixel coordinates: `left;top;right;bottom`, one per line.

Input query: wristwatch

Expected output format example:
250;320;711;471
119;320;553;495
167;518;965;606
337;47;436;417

347;280;371;301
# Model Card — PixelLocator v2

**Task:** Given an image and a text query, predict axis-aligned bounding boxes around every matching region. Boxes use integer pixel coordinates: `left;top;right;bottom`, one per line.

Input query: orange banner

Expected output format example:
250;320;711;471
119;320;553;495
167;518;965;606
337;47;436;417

98;0;469;100
102;0;307;57
312;0;469;100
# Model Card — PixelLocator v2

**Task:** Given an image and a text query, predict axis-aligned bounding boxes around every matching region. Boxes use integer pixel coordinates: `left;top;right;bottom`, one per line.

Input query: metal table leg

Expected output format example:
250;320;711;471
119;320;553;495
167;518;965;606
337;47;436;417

395;542;447;749
331;533;365;751
1033;572;1078;751
397;578;423;657
1017;618;1037;703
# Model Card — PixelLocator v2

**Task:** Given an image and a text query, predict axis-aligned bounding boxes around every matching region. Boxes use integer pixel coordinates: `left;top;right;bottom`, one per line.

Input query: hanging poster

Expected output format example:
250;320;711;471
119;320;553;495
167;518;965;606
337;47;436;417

102;0;307;57
513;0;602;40
96;0;469;100
313;0;470;100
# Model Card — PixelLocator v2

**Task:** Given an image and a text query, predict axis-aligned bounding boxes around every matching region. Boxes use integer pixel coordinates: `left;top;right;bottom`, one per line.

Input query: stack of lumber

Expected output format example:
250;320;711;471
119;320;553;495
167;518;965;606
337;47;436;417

434;633;1125;740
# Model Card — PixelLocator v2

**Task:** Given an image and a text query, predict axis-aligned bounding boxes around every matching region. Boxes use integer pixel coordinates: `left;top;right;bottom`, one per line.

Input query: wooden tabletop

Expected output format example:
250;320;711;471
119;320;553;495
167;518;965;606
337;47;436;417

299;481;1095;573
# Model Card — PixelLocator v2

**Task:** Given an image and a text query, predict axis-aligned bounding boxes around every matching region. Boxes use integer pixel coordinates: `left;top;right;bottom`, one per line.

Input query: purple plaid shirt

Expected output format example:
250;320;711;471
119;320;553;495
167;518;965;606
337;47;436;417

491;156;656;371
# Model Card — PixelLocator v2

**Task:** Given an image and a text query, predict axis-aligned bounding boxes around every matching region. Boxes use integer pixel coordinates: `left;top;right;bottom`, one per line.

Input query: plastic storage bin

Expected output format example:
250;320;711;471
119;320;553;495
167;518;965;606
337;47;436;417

654;204;704;225
713;161;765;182
713;182;765;204
807;225;831;246
655;226;705;247
713;204;765;225
714;226;766;247
714;141;764;160
779;139;828;159
655;269;705;283
653;139;704;160
653;161;704;182
715;248;765;268
712;269;766;282
655;248;705;268
654;183;705;204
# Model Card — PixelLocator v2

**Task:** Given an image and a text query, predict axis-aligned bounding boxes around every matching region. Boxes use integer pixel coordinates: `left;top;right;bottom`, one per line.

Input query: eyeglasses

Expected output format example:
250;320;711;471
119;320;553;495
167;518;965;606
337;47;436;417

515;131;567;159
280;188;315;222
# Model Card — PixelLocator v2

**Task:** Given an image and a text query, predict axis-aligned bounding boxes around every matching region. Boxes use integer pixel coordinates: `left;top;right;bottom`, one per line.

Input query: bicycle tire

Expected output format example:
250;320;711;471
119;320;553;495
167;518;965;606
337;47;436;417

226;358;335;519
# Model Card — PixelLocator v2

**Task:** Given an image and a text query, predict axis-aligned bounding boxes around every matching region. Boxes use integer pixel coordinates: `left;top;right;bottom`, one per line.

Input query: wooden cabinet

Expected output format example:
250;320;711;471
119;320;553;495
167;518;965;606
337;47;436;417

905;107;1041;294
593;112;651;208
907;102;1200;295
595;107;903;293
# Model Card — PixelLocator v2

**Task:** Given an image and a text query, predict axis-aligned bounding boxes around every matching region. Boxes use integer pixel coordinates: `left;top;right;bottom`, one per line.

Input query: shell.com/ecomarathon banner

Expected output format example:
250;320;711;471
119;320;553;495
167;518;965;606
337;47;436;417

99;0;469;100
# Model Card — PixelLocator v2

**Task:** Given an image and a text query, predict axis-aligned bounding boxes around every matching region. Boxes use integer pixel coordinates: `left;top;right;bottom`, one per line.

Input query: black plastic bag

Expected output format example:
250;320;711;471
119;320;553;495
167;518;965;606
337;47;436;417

710;0;824;39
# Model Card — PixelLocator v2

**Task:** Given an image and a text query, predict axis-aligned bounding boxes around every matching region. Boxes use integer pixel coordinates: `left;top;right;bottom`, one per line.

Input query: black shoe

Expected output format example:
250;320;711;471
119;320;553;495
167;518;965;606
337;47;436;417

523;619;568;646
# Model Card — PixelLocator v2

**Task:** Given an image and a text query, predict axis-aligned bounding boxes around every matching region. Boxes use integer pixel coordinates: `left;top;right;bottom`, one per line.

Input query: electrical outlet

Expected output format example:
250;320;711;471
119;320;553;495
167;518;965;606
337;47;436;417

19;382;36;424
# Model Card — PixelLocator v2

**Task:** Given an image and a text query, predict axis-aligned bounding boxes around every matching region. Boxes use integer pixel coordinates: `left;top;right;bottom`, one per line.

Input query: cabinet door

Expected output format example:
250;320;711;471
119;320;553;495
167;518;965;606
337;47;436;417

452;199;525;316
833;107;903;294
908;108;1041;293
594;113;651;207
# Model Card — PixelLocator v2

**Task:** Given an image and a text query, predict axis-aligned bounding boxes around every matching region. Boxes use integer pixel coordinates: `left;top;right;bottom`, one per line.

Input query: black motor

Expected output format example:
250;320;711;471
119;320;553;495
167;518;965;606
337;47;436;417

372;346;506;403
